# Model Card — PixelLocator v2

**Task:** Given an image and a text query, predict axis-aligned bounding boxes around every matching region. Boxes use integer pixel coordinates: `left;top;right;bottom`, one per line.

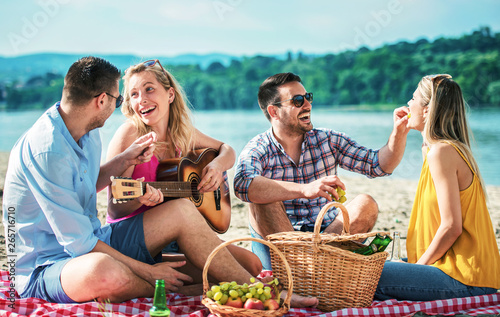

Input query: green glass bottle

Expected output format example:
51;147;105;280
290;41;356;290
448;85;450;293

371;234;392;252
150;279;170;317
352;243;378;255
352;234;393;255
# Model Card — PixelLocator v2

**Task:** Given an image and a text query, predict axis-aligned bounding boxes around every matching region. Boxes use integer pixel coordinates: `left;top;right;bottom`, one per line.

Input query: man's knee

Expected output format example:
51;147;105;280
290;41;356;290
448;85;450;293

69;253;130;289
61;253;132;302
352;193;379;216
92;253;130;285
344;194;379;233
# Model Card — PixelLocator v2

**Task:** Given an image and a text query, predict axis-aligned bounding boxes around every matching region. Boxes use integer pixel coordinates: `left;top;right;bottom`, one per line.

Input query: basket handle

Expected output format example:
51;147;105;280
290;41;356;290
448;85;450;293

202;237;293;308
312;202;350;246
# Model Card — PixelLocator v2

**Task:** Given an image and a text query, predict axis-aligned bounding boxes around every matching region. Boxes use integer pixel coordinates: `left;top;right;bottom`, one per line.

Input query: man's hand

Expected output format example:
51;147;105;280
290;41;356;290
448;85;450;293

136;179;164;206
301;175;345;201
97;132;158;192
146;261;194;293
122;132;157;166
377;106;411;174
393;106;411;135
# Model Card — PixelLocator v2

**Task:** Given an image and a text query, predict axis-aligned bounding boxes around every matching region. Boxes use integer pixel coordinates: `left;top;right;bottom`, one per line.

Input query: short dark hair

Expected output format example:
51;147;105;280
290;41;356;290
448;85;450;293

258;72;302;120
63;56;121;106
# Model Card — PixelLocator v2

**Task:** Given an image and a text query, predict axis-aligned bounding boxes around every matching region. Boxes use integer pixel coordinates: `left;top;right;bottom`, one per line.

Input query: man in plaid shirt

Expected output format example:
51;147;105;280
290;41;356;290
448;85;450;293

234;73;410;270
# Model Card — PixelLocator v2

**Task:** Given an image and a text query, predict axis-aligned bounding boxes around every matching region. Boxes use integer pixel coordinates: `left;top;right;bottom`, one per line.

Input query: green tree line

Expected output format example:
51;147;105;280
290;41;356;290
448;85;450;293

4;27;500;110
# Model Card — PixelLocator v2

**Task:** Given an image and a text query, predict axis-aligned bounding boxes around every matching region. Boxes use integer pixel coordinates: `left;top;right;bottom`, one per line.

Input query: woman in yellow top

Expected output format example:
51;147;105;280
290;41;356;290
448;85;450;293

375;74;500;301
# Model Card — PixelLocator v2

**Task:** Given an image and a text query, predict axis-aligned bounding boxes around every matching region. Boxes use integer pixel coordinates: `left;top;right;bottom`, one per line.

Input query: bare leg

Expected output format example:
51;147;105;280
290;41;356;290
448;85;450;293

162;244;262;285
249;201;294;238
62;199;316;307
61;253;152;303
143;199;254;285
152;200;317;307
324;194;378;234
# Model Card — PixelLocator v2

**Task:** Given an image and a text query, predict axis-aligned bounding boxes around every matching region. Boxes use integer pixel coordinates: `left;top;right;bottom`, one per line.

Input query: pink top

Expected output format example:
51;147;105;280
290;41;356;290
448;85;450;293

107;147;182;223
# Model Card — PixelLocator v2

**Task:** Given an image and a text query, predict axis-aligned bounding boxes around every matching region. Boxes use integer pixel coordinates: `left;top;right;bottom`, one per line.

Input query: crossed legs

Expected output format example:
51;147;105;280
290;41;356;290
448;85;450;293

59;198;319;307
60;199;258;302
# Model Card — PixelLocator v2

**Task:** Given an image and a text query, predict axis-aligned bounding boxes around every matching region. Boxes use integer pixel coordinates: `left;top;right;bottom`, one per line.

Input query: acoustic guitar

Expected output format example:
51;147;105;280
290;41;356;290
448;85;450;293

111;148;231;234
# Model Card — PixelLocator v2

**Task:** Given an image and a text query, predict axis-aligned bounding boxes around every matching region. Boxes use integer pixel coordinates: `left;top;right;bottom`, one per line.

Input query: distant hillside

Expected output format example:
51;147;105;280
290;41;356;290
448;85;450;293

0;52;240;82
1;27;499;110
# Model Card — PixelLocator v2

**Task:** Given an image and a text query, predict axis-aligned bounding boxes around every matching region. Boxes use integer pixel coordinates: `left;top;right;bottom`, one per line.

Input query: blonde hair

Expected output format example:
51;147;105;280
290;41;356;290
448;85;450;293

418;74;486;195
122;61;195;155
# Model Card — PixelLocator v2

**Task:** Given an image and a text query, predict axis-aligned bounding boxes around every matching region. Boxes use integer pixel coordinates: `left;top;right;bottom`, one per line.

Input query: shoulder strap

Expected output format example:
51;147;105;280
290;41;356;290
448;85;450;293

442;141;475;176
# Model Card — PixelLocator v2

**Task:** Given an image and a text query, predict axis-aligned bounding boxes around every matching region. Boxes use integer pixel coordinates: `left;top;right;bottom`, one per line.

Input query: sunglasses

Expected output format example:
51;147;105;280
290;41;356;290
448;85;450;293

143;59;169;74
424;74;452;82
94;92;123;108
126;59;169;77
273;92;313;108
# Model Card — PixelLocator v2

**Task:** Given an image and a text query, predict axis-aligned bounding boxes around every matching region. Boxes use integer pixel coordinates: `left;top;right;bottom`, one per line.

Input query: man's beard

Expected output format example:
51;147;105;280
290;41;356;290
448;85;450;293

87;108;112;131
282;111;313;136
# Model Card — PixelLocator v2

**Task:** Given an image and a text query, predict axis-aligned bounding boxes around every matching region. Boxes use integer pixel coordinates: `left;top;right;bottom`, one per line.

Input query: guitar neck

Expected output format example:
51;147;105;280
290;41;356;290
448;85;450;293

143;181;194;198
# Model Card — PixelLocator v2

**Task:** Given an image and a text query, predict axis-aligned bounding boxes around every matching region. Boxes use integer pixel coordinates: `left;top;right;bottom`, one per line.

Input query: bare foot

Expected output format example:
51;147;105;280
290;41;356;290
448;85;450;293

260;276;318;308
282;291;319;308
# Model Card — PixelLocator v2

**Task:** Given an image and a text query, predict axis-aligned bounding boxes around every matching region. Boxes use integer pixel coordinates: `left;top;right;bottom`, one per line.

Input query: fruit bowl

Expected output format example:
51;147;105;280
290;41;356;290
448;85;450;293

202;237;292;317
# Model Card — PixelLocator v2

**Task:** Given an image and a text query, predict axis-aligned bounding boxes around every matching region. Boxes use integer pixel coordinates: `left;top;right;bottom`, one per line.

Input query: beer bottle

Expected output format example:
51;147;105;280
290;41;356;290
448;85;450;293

352;243;378;255
371;234;392;252
150;279;170;317
390;231;402;261
352;234;392;255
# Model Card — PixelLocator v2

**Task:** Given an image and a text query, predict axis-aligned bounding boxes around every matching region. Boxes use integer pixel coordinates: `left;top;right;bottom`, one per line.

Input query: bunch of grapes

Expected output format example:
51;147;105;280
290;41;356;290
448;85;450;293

329;187;347;203
205;277;280;307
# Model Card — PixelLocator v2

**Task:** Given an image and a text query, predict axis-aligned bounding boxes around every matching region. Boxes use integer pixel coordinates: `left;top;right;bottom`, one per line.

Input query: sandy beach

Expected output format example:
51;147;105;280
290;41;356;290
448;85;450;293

1;150;500;271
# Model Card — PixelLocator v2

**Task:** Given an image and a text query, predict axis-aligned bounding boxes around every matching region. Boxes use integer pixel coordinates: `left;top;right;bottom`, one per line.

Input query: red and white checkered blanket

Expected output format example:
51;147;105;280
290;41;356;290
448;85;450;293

1;270;499;316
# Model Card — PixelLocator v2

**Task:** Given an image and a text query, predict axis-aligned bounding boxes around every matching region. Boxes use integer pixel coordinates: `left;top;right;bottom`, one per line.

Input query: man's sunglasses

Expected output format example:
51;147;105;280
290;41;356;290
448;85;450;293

94;92;123;108
273;92;313;108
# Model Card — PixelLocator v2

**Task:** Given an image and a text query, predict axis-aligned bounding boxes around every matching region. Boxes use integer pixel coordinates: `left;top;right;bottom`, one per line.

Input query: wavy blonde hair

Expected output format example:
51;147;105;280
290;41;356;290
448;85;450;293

418;74;486;195
122;61;195;155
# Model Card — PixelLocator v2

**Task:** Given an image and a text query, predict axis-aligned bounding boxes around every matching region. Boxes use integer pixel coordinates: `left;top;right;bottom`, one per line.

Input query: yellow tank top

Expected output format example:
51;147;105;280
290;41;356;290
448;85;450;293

407;143;500;289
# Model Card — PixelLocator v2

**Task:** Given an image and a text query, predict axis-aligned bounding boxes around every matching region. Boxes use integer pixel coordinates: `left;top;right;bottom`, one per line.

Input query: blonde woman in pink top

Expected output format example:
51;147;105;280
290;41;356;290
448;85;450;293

105;60;264;293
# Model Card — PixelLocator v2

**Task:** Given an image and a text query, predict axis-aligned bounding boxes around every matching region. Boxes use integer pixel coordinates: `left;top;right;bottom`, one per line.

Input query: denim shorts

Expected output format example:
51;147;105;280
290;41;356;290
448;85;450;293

21;212;160;303
249;225;273;271
109;212;162;264
20;258;75;303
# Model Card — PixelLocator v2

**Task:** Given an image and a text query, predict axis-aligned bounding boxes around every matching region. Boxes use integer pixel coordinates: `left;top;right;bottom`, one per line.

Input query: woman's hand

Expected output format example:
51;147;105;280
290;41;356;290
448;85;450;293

198;160;225;193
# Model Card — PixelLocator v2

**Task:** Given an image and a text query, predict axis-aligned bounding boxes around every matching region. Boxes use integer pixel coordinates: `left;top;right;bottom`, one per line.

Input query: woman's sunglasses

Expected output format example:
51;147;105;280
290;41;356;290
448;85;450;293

126;59;168;76
273;92;313;108
142;59;168;75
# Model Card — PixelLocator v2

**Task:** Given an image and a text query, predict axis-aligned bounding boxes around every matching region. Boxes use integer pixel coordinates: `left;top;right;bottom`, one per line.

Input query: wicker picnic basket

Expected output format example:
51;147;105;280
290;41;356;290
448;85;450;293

267;202;388;312
202;237;293;317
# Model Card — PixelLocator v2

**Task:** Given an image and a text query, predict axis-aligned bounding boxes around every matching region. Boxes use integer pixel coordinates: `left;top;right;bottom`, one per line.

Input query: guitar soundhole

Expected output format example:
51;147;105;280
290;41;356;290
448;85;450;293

188;173;202;207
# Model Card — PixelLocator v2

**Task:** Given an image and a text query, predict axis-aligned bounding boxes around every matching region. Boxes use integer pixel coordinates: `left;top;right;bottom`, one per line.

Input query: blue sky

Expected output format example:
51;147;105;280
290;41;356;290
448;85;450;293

1;0;499;57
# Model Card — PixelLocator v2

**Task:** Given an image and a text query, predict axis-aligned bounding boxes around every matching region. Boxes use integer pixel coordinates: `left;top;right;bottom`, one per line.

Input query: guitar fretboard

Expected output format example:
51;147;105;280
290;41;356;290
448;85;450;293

143;181;195;198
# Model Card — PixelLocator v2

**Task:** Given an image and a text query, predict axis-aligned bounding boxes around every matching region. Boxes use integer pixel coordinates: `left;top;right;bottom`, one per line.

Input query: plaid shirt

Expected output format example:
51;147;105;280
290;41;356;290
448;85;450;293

234;128;389;229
